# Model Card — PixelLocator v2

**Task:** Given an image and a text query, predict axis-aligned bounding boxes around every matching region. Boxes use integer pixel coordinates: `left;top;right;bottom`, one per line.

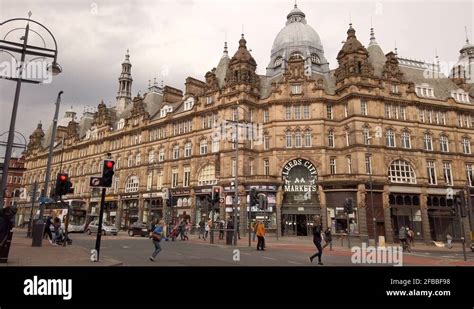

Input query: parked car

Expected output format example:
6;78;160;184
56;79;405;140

128;222;149;237
86;220;118;236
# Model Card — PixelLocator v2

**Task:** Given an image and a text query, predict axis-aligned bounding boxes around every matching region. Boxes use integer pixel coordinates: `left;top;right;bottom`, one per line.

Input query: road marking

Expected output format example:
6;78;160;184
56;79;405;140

287;260;303;265
263;257;276;260
122;246;129;249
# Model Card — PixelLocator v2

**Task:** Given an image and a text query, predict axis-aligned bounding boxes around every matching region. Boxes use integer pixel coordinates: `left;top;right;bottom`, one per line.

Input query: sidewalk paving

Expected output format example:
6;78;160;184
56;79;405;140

0;229;122;267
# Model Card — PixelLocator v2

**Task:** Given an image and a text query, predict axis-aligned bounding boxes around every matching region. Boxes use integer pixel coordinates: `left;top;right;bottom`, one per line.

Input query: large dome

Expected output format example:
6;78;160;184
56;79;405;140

267;5;329;76
271;20;323;54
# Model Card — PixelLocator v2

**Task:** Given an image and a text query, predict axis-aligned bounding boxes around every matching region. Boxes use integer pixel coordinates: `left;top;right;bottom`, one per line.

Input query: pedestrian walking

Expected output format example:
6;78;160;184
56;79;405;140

218;219;225;240
204;219;210;240
322;227;333;251
198;219;205;239
399;226;410;252
407;227;415;247
256;220;266;251
309;217;323;265
43;216;54;245
251;221;257;242
179;220;188;240
446;233;453;249
149;220;164;261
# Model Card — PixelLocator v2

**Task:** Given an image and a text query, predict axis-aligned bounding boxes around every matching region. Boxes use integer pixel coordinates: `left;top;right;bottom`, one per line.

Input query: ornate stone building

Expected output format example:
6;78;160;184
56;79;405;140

18;5;474;244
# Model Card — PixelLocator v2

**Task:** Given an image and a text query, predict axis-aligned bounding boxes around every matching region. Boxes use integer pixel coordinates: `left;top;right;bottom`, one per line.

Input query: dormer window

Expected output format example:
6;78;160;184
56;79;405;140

274;56;283;67
390;84;399;94
184;97;194;111
160;105;173;118
415;83;435;98
206;96;213;104
117;119;125;130
452;90;470;103
311;53;320;64
292;84;302;94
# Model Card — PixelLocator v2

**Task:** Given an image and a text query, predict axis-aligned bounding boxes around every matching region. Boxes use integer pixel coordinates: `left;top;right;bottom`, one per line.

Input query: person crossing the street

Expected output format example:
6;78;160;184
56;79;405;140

149;220;164;261
309;216;323;265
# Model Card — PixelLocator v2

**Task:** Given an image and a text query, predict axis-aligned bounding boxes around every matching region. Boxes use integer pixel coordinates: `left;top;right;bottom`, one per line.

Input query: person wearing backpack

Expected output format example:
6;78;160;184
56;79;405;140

149;220;164;261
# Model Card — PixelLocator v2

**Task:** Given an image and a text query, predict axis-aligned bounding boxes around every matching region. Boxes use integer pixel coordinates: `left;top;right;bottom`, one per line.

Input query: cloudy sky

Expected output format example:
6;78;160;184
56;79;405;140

0;0;472;150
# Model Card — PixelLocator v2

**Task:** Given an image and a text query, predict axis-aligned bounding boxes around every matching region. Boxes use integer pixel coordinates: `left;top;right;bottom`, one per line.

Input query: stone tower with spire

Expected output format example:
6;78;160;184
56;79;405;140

116;49;133;114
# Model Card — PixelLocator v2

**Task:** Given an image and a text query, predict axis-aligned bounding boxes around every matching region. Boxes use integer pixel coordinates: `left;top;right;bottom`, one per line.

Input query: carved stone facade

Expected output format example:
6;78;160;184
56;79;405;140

17;5;474;243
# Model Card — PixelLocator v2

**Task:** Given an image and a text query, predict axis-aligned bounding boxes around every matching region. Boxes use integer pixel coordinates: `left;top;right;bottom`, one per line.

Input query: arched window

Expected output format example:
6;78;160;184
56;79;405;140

424;133;433;151
200;139;208;155
439;135;449;152
274;56;283;67
388;160;417;184
386;129;396;147
125;176;139;193
198;164;216;186
328;130;335;148
311;53;320;64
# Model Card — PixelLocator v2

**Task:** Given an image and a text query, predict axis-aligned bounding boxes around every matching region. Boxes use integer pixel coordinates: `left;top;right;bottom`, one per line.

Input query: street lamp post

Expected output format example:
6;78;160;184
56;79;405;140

0;14;61;209
366;136;377;247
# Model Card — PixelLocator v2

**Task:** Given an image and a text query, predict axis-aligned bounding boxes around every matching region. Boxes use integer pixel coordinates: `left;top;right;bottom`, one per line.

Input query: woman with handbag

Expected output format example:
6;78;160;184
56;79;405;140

149;220;164;261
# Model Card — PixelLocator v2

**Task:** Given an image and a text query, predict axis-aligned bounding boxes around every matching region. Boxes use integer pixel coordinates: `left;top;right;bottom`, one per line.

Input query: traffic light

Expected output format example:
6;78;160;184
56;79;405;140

55;173;72;196
101;160;115;187
250;188;258;206
258;194;268;210
212;186;221;204
455;191;466;217
344;198;354;214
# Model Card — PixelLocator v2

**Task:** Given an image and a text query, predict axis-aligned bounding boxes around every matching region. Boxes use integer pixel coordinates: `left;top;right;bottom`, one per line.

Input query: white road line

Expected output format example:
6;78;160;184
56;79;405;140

263;257;277;260
287;260;303;265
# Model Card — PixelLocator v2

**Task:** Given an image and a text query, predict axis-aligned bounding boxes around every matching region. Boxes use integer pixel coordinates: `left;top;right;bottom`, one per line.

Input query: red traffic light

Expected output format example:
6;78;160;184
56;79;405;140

59;175;67;181
105;161;114;169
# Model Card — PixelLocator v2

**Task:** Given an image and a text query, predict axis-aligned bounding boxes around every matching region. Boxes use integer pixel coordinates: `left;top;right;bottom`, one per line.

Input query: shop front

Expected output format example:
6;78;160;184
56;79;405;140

195;188;214;223
281;158;320;236
389;193;424;241
104;197;118;225
427;194;460;241
143;193;163;225
121;194;139;229
324;189;359;235
246;186;277;232
170;189;192;225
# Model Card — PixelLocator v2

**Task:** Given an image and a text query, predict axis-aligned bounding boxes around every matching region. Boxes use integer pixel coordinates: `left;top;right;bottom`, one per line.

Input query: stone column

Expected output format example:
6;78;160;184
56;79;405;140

138;194;144;222
276;186;283;237
357;183;368;243
115;195;122;229
318;185;328;230
190;189;196;225
383;185;394;244
420;189;432;245
238;185;247;237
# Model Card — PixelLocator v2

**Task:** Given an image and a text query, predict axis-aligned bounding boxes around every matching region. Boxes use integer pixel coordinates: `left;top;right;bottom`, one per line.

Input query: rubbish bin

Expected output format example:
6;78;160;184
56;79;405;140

32;220;45;247
226;230;234;245
0;229;13;263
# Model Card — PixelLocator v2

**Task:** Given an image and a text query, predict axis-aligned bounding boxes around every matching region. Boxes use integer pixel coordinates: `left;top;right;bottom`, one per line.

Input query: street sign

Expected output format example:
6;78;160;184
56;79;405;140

90;177;103;187
38;197;53;204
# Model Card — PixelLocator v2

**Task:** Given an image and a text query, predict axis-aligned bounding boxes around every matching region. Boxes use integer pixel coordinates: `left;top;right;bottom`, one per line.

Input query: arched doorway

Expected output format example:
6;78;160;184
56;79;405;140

281;158;320;236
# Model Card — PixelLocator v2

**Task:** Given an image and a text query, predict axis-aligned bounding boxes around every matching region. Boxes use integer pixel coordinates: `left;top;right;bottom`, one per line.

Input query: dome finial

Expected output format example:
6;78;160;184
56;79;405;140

223;41;228;55
465;26;470;44
394;41;398;56
294;0;297;9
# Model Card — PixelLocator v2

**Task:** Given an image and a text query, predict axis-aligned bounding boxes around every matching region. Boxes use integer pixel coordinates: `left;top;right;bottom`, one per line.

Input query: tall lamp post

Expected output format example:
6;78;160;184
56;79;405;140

366;136;377;247
0;13;62;209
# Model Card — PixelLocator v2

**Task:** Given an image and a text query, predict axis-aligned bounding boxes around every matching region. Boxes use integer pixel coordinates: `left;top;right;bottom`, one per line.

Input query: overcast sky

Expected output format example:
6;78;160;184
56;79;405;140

0;0;472;150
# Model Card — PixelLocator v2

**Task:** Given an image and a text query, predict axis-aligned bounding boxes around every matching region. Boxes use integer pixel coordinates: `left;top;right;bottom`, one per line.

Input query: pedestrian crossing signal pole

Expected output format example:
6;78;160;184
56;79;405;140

94;155;114;262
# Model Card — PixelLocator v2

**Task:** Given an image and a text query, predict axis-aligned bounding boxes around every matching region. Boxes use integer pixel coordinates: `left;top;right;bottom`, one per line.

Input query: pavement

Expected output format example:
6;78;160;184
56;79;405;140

3;228;474;266
0;228;122;266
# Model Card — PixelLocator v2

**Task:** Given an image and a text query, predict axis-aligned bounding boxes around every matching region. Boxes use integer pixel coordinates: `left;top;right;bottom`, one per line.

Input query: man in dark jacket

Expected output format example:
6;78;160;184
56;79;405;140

322;227;333;251
43;216;54;244
309;217;323;265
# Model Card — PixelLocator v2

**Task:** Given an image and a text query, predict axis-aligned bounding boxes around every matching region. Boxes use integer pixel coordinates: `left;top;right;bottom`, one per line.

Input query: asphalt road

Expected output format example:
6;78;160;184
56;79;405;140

70;232;352;266
68;232;474;266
